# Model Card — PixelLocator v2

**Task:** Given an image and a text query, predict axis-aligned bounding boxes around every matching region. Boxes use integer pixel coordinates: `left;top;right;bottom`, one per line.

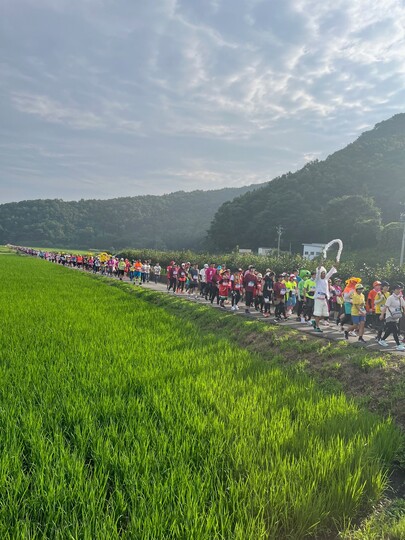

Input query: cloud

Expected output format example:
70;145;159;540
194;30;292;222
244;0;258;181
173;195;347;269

1;0;405;202
11;92;142;134
12;93;105;130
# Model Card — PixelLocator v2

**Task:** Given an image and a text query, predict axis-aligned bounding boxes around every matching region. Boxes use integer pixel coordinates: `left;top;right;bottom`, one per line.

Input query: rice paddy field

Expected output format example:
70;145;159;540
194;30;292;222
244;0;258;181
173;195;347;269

0;253;404;539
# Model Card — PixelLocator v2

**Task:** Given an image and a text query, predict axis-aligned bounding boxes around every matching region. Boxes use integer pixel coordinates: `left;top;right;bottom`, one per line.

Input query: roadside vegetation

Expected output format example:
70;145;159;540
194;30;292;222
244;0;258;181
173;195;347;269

116;248;405;287
0;253;404;538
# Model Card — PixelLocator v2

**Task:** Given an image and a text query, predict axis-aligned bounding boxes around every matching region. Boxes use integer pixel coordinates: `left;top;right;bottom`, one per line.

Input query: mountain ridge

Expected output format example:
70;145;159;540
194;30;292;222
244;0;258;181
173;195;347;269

207;113;405;252
0;184;266;250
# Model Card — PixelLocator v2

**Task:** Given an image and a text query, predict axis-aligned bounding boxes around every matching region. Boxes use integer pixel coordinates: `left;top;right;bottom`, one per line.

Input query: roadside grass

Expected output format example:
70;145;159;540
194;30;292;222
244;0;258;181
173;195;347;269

0;255;404;538
340;498;405;539
132;286;405;430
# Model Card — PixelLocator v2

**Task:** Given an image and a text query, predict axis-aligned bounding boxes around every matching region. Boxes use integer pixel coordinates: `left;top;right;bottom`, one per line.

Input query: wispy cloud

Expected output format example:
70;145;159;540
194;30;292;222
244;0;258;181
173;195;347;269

12;93;104;130
11;93;143;134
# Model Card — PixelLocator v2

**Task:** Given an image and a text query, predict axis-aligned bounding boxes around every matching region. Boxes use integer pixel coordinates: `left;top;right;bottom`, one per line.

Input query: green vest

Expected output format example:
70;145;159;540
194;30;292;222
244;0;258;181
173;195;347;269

304;279;316;299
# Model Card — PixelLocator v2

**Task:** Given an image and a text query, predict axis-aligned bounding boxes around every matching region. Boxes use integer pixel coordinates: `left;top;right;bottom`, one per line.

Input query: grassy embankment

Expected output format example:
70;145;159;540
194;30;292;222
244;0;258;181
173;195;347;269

0;254;404;538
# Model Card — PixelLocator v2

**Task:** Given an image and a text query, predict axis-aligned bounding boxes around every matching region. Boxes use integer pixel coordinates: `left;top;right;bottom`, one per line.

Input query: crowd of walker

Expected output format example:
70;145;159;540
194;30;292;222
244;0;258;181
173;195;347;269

12;246;405;352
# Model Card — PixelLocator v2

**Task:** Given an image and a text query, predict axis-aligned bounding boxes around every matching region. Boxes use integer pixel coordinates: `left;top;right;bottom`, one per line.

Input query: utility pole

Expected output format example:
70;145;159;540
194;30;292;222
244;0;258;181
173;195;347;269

400;212;405;266
276;225;283;258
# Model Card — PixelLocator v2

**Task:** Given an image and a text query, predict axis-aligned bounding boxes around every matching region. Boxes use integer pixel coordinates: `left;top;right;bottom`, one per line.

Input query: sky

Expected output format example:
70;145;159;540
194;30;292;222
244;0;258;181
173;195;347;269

1;0;405;203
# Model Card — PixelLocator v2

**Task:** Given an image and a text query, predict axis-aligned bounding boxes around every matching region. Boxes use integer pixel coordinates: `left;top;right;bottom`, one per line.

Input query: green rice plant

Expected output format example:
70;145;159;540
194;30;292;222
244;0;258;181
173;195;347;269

0;255;403;539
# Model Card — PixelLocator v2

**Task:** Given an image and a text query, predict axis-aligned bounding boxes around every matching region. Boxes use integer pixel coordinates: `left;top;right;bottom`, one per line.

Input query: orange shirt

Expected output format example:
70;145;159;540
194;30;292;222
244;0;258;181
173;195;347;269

367;289;378;312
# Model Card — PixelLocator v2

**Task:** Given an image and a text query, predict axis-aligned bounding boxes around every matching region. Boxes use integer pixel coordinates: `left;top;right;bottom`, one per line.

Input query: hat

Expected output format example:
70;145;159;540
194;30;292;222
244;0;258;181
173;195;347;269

257;273;262;278
355;283;364;290
204;264;208;268
373;281;381;287
266;268;271;273
289;274;295;278
393;283;404;290
346;277;361;285
217;265;222;270
381;281;389;287
334;277;342;282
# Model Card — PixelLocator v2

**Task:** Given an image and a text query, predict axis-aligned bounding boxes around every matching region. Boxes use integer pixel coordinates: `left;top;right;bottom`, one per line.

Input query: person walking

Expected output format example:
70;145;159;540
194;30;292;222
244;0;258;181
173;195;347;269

254;273;264;313
177;263;187;293
218;269;231;309
117;258;126;280
302;271;316;323
230;269;243;311
153;262;161;284
205;263;216;301
366;281;381;329
243;266;257;314
167;261;178;292
378;283;405;351
273;274;288;321
187;264;199;296
338;277;361;332
344;283;367;343
262;269;274;318
199;264;208;297
312;263;338;332
375;281;390;341
144;260;151;283
210;266;221;304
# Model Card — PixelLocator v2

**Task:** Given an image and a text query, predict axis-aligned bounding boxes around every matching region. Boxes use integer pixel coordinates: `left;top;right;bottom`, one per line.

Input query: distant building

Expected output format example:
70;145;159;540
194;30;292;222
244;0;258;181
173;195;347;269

302;243;324;260
238;248;253;254
258;247;274;256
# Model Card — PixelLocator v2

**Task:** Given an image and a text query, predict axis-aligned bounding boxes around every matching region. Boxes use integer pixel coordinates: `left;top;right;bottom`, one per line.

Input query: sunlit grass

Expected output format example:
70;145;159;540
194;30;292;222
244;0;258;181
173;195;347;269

0;255;402;539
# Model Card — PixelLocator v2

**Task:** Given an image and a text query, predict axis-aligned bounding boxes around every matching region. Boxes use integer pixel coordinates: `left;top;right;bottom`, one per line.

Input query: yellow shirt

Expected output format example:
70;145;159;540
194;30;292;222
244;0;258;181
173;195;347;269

374;291;389;315
351;292;365;316
285;280;296;296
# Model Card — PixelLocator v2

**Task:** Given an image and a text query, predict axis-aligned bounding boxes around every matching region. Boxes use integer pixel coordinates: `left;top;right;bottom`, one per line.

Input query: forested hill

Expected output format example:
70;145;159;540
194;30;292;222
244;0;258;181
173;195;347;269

207;113;405;252
0;185;263;251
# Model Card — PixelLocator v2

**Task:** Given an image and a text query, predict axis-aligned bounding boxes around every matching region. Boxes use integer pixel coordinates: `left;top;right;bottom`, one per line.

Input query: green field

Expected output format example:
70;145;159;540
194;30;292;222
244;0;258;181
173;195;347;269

0;255;403;539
